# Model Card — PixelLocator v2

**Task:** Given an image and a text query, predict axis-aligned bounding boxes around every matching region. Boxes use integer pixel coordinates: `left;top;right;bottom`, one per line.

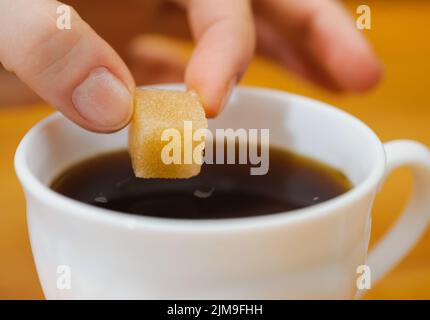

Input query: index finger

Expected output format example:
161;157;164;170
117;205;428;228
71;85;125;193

185;0;255;117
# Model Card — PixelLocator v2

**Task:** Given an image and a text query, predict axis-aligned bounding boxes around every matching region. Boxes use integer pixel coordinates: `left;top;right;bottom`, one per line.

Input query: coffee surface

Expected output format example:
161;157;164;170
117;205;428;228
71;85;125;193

51;145;352;219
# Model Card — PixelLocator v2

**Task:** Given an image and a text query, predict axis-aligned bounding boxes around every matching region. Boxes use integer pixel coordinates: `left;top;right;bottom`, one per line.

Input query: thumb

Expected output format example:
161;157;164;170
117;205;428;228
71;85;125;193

0;0;134;132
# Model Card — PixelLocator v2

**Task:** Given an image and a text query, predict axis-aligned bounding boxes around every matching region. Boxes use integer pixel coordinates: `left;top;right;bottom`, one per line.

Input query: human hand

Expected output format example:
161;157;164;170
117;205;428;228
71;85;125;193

0;0;381;132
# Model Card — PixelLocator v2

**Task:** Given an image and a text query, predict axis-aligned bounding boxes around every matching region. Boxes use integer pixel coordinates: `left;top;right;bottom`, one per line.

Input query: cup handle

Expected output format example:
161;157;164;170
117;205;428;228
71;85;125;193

366;140;430;287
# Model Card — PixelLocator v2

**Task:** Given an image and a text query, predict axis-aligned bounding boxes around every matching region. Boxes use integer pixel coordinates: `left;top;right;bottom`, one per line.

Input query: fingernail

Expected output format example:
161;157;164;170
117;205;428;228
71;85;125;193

72;67;132;131
219;77;237;112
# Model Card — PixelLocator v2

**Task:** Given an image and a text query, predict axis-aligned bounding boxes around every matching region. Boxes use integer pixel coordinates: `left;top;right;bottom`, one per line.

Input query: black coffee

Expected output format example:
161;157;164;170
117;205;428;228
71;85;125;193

51;145;352;219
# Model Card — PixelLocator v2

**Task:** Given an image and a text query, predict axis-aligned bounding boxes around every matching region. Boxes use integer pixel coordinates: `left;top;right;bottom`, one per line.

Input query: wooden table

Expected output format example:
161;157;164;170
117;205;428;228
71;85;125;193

0;0;429;299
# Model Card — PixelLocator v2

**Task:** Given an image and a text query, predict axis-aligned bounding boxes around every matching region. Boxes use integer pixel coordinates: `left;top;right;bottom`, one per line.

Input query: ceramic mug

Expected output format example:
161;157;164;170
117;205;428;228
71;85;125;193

15;85;430;299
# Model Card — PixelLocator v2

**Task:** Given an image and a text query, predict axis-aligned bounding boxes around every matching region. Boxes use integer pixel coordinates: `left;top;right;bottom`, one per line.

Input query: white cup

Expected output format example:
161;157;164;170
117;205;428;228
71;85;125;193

15;85;430;299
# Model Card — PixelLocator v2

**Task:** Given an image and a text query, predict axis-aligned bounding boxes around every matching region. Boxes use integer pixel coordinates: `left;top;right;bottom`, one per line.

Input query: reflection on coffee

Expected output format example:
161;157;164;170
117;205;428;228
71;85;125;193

51;143;352;219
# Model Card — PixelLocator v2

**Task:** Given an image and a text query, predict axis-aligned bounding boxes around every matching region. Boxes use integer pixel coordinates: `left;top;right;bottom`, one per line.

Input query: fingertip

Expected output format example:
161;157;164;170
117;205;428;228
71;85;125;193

187;75;236;118
314;18;383;93
349;55;384;92
332;44;384;92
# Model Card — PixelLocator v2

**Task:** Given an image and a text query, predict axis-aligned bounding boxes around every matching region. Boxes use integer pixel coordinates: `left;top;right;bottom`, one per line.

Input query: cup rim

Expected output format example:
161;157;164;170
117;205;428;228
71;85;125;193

14;85;386;231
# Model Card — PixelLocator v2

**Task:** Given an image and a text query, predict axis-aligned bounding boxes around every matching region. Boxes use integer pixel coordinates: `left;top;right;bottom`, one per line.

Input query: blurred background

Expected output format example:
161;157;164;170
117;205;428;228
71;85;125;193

1;0;429;299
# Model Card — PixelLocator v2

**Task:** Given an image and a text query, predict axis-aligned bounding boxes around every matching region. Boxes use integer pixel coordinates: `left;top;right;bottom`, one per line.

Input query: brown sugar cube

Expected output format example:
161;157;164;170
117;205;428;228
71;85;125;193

128;89;207;178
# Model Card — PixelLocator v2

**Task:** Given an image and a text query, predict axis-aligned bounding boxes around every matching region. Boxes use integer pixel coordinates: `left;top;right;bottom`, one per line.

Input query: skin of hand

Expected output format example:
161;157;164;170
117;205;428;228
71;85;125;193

0;0;382;133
